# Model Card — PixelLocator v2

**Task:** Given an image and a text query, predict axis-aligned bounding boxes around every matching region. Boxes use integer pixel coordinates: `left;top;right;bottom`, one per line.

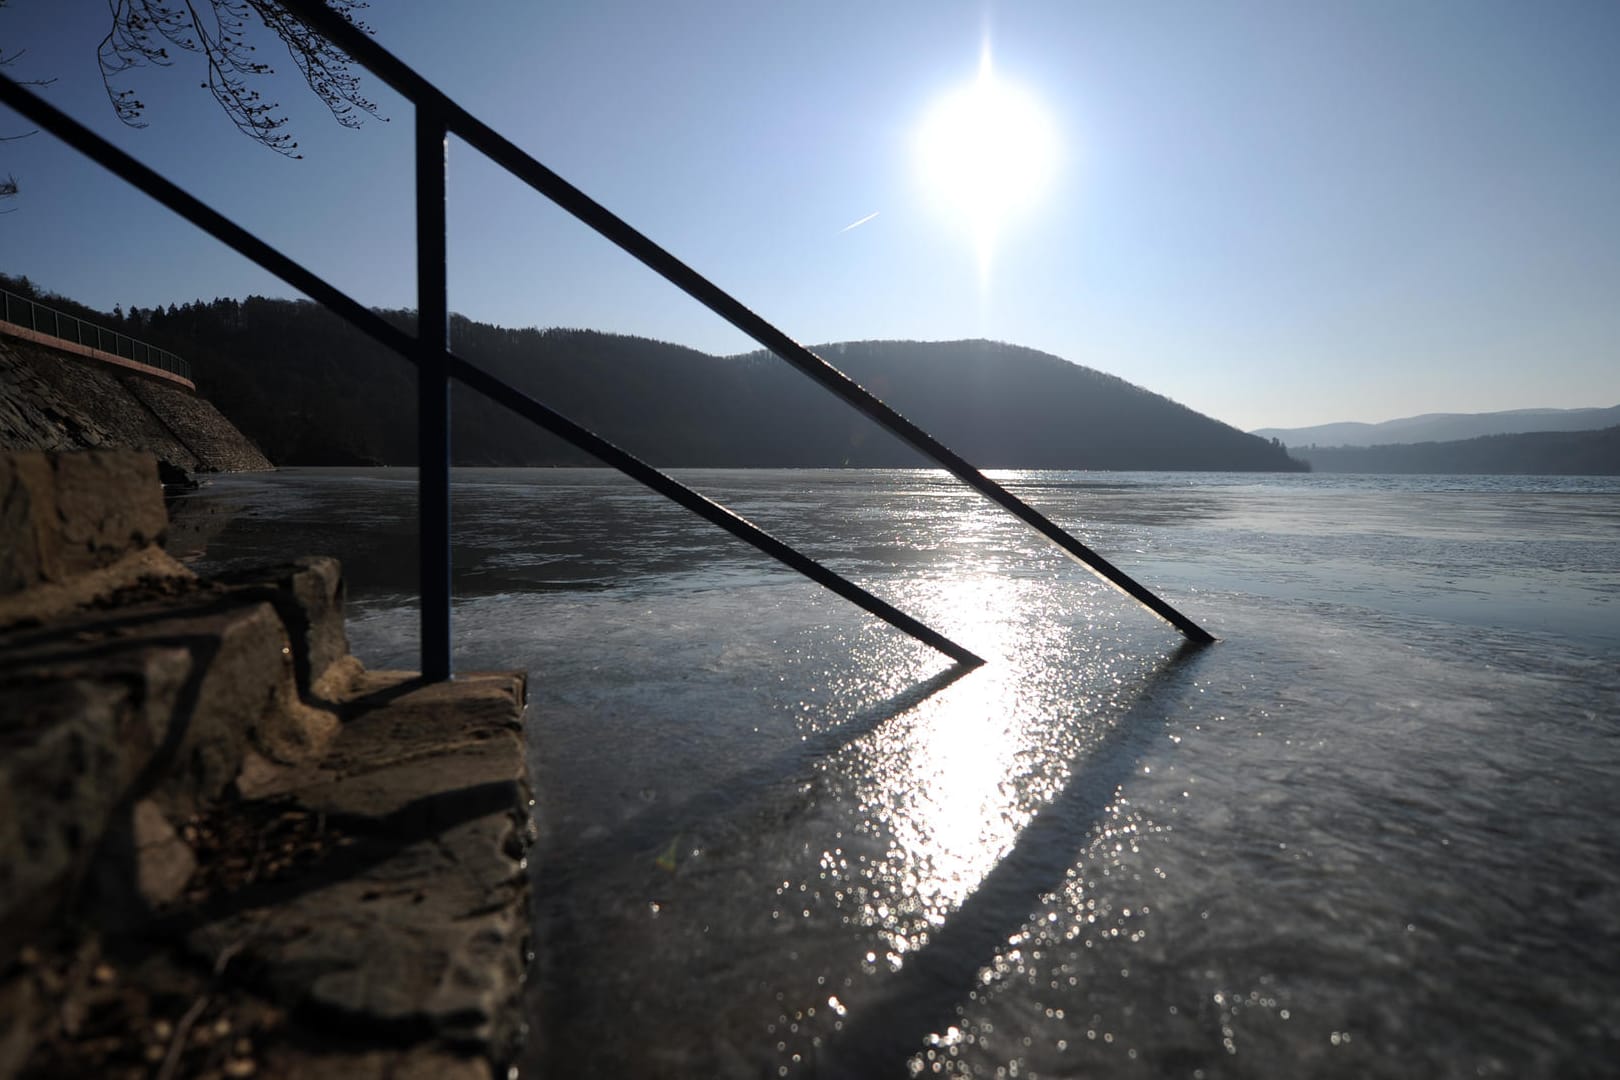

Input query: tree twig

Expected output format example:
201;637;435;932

155;938;247;1080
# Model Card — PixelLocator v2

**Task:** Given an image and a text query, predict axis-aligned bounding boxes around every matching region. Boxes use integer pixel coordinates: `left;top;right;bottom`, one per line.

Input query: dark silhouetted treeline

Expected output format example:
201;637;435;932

3;277;1303;471
1295;427;1620;475
1255;405;1620;448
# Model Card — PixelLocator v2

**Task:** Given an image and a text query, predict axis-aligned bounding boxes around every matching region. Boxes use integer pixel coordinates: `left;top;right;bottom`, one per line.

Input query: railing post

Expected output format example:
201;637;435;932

2;60;1207;651
417;106;452;682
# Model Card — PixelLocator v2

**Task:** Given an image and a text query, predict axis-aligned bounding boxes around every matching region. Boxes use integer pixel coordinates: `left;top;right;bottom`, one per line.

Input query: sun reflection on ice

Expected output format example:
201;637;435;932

837;570;1107;959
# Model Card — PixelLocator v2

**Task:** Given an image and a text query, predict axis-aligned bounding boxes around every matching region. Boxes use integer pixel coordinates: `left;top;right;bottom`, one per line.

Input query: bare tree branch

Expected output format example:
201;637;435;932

2;0;377;205
97;0;381;158
0;1;36;202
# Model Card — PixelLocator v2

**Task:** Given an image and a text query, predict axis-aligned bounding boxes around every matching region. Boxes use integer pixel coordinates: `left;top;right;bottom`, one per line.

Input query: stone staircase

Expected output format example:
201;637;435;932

0;450;533;1079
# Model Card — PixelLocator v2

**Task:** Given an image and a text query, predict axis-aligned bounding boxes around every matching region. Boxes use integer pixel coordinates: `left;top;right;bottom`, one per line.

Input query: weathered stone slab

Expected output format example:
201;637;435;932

0;449;533;1077
189;813;527;1047
132;797;198;907
0;449;168;596
186;672;532;1060
50;450;168;576
2;664;534;1077
0;646;190;960
0;592;345;964
0;450;56;593
213;556;353;700
321;671;525;771
0;544;194;632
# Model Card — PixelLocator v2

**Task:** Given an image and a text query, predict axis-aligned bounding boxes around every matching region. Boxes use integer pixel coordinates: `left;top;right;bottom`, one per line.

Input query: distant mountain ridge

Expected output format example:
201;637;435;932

1294;426;1620;475
9;290;1301;471
1254;405;1620;448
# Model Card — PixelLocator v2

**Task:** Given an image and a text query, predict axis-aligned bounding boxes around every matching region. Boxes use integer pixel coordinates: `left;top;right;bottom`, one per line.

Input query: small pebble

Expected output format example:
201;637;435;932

223;1058;257;1078
92;963;116;984
234;1037;253;1056
213;1016;232;1037
153;1019;174;1039
145;1044;167;1063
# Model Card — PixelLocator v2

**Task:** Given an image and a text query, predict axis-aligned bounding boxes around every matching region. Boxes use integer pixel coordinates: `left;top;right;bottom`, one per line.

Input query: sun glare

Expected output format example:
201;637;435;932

916;47;1058;278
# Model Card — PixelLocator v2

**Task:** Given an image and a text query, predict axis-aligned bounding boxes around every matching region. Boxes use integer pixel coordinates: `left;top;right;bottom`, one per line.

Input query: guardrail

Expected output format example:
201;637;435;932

0;286;191;381
0;2;1212;682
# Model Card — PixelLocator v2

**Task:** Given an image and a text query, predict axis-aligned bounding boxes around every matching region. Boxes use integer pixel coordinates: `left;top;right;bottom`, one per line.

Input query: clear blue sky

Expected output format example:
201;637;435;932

3;0;1617;432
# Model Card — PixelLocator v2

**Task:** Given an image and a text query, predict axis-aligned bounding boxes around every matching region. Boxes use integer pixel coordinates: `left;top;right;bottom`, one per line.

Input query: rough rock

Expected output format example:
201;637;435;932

187;672;531;1055
0;544;195;631
0;335;271;472
0;449;533;1078
212;556;353;700
0;646;191;958
132;797;198;906
0;453;347;948
123;374;274;473
0;449;170;594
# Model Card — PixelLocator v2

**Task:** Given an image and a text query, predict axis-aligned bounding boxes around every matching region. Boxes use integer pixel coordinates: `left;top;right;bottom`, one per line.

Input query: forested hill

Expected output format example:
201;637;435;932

1295;427;1620;475
27;290;1303;470
1254;405;1620;448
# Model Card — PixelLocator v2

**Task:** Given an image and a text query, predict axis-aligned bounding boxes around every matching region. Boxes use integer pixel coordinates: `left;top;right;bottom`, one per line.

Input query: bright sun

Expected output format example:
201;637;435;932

916;49;1058;276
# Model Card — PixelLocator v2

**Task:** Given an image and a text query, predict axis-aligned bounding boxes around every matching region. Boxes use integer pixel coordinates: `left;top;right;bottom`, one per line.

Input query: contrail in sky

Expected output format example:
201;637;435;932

839;211;880;233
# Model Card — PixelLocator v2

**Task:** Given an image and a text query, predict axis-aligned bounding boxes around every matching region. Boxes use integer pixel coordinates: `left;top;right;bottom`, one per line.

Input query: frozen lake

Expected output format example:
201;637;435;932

177;468;1620;1078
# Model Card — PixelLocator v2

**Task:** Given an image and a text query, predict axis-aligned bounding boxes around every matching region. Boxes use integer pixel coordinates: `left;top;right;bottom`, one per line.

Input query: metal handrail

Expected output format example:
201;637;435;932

0;285;192;381
278;0;1213;648
1;4;1212;680
0;76;980;672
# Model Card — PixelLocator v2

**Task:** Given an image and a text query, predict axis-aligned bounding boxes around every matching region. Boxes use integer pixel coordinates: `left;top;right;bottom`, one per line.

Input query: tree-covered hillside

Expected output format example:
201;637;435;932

1295;428;1620;475
1;277;1303;471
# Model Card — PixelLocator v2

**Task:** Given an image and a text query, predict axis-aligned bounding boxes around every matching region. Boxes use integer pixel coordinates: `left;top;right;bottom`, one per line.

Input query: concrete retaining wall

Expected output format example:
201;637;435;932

0;335;272;473
0;320;195;389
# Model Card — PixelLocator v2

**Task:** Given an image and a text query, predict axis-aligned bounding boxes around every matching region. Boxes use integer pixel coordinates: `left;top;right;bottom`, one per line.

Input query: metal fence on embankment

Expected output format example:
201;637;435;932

0;286;192;382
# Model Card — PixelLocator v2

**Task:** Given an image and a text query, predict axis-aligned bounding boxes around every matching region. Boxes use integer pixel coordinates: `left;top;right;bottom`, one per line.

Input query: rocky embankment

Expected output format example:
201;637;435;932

0;450;533;1079
0;335;271;474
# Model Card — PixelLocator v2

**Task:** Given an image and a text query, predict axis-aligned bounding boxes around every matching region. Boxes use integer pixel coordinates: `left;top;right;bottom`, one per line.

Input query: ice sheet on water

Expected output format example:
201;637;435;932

182;468;1620;1079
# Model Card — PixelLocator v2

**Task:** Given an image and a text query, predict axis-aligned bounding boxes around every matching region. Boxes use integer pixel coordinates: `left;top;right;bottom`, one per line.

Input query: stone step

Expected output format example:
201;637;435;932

0;450;533;1079
0;573;344;953
186;672;531;1060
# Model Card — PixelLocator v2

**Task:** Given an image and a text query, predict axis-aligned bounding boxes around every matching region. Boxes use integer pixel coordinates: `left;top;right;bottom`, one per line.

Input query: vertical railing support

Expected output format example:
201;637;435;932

1;62;1211;656
417;107;453;681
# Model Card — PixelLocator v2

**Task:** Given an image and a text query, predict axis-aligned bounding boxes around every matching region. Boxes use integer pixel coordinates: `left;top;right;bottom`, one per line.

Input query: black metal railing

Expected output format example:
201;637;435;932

1;286;192;381
0;0;1213;681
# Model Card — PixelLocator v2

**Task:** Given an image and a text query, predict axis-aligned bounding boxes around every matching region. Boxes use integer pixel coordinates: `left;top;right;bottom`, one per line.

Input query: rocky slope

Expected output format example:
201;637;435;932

0;335;271;474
